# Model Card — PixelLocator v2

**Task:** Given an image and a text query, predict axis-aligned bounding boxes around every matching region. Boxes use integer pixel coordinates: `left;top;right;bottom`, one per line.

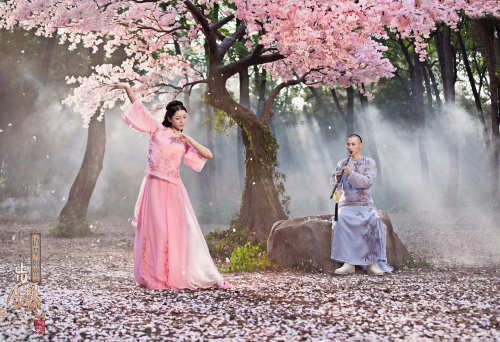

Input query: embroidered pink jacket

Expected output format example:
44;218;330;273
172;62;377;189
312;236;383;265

122;100;207;184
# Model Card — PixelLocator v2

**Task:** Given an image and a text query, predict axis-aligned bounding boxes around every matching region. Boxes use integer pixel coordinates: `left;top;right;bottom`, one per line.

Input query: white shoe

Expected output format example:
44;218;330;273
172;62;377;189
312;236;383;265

334;263;355;275
367;263;384;276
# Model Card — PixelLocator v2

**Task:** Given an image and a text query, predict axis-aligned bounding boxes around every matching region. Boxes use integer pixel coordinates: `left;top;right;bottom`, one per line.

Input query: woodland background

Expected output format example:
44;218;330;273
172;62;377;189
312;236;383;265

0;13;497;231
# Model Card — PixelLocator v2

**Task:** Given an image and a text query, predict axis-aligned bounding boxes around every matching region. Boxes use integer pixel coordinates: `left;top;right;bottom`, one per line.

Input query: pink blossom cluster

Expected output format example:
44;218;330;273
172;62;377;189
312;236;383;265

0;0;498;125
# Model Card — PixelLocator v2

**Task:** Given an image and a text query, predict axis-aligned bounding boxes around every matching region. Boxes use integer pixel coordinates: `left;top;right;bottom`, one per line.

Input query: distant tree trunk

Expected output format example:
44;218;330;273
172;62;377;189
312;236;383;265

457;28;491;159
398;38;429;180
330;88;346;118
257;68;267;116
59;44;106;222
237;68;250;193
475;18;500;205
40;34;57;85
31;33;58;196
424;61;443;114
307;86;328;116
358;89;382;183
199;104;218;223
421;61;436;117
437;24;459;205
413;49;430;181
174;38;190;111
346;86;354;136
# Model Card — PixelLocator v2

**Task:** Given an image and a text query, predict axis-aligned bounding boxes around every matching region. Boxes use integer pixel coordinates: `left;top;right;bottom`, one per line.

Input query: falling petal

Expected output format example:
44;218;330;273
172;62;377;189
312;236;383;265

47;155;49;158
328;126;331;129
33;136;36;140
233;228;236;232
90;225;94;228
8;123;12;126
51;190;55;193
123;197;126;199
181;271;185;275
21;50;24;53
12;235;16;241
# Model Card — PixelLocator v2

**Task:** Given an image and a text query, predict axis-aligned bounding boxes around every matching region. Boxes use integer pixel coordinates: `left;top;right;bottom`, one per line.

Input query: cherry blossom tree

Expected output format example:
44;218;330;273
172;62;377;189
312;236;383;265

1;0;499;240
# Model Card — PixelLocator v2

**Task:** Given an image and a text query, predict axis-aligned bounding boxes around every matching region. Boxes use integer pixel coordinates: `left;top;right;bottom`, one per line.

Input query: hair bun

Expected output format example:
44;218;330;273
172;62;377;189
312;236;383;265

166;100;184;110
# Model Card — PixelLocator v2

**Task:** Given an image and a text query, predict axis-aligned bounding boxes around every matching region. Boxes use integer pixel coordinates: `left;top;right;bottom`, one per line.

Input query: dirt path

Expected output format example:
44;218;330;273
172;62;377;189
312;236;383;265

0;218;499;340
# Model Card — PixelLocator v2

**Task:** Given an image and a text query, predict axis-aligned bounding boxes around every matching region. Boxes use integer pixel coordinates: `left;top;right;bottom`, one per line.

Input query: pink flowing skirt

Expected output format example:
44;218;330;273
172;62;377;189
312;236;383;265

132;174;223;290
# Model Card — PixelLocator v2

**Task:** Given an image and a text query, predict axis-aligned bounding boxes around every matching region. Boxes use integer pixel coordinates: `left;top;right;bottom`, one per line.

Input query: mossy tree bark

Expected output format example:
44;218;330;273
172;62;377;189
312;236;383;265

188;3;293;243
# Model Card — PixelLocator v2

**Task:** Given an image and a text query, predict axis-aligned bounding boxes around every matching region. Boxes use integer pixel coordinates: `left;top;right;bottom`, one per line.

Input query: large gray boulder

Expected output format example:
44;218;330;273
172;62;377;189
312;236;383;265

267;211;409;273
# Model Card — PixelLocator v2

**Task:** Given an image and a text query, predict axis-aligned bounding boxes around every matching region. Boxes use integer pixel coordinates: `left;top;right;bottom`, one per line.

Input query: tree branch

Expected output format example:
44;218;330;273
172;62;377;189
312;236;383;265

211;14;234;30
260;78;304;125
218;21;247;58
220;52;285;79
184;0;217;54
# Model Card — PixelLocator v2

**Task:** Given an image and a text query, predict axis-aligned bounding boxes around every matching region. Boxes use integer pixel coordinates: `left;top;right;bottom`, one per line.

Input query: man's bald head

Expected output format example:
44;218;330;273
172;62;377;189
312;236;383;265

348;134;362;143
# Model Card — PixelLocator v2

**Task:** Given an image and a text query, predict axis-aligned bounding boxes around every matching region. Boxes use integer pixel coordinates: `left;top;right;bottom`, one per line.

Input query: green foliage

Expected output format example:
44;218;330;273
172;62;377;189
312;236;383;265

222;242;269;272
205;219;250;260
50;217;99;238
203;107;237;134
400;255;434;270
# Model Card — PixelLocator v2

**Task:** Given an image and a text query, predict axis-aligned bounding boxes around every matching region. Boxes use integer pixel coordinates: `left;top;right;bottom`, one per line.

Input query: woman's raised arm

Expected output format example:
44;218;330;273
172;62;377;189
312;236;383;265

111;84;137;103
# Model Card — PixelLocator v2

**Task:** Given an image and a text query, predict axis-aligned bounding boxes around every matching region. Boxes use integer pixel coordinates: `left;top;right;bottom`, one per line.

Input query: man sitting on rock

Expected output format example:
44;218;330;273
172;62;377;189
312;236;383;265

330;134;393;276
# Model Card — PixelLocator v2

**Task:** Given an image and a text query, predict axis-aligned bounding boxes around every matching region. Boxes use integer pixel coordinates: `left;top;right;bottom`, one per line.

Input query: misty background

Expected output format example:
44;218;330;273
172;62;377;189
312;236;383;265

0;27;495;245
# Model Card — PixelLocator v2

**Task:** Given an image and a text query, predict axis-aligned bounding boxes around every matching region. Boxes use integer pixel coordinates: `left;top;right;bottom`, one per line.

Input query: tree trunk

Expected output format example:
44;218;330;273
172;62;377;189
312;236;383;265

31;33;58;196
421;61;436;117
475;18;500;205
424;61;443;114
256;68;267;116
59;45;106;222
237;69;250;193
330;88;346;118
436;26;458;203
199;103;218;223
207;70;287;243
413;48;430;181
398;38;429;180
346;86;354;136
437;24;459;205
358;89;382;183
457;28;491;159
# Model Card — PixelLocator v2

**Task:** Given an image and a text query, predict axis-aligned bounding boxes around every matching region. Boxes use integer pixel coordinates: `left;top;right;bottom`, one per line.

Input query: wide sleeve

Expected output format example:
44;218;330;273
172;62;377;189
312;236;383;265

121;100;160;135
184;143;207;172
346;158;377;189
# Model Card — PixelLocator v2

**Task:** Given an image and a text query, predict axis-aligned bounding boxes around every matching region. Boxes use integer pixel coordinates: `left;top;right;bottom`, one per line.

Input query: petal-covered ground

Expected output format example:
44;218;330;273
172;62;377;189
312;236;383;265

0;219;499;341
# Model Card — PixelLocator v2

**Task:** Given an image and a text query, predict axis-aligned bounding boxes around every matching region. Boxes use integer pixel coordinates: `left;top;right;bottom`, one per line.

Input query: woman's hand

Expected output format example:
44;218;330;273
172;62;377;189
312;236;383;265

173;132;191;143
110;84;136;103
110;84;129;91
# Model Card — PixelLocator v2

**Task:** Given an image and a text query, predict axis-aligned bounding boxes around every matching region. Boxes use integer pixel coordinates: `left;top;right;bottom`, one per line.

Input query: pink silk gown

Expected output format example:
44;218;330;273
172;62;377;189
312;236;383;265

122;100;225;290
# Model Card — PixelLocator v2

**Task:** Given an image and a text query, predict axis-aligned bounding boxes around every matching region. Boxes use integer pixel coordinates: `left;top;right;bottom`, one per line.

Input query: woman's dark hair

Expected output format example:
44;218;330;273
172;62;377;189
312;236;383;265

162;100;187;128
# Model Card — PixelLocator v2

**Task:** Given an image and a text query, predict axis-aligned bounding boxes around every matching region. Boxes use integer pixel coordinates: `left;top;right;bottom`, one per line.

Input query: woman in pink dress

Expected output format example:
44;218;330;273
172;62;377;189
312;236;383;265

113;84;231;290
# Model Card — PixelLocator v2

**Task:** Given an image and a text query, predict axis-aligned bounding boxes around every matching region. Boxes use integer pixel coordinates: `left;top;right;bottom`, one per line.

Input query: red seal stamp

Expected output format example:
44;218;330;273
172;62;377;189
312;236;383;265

34;319;45;334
